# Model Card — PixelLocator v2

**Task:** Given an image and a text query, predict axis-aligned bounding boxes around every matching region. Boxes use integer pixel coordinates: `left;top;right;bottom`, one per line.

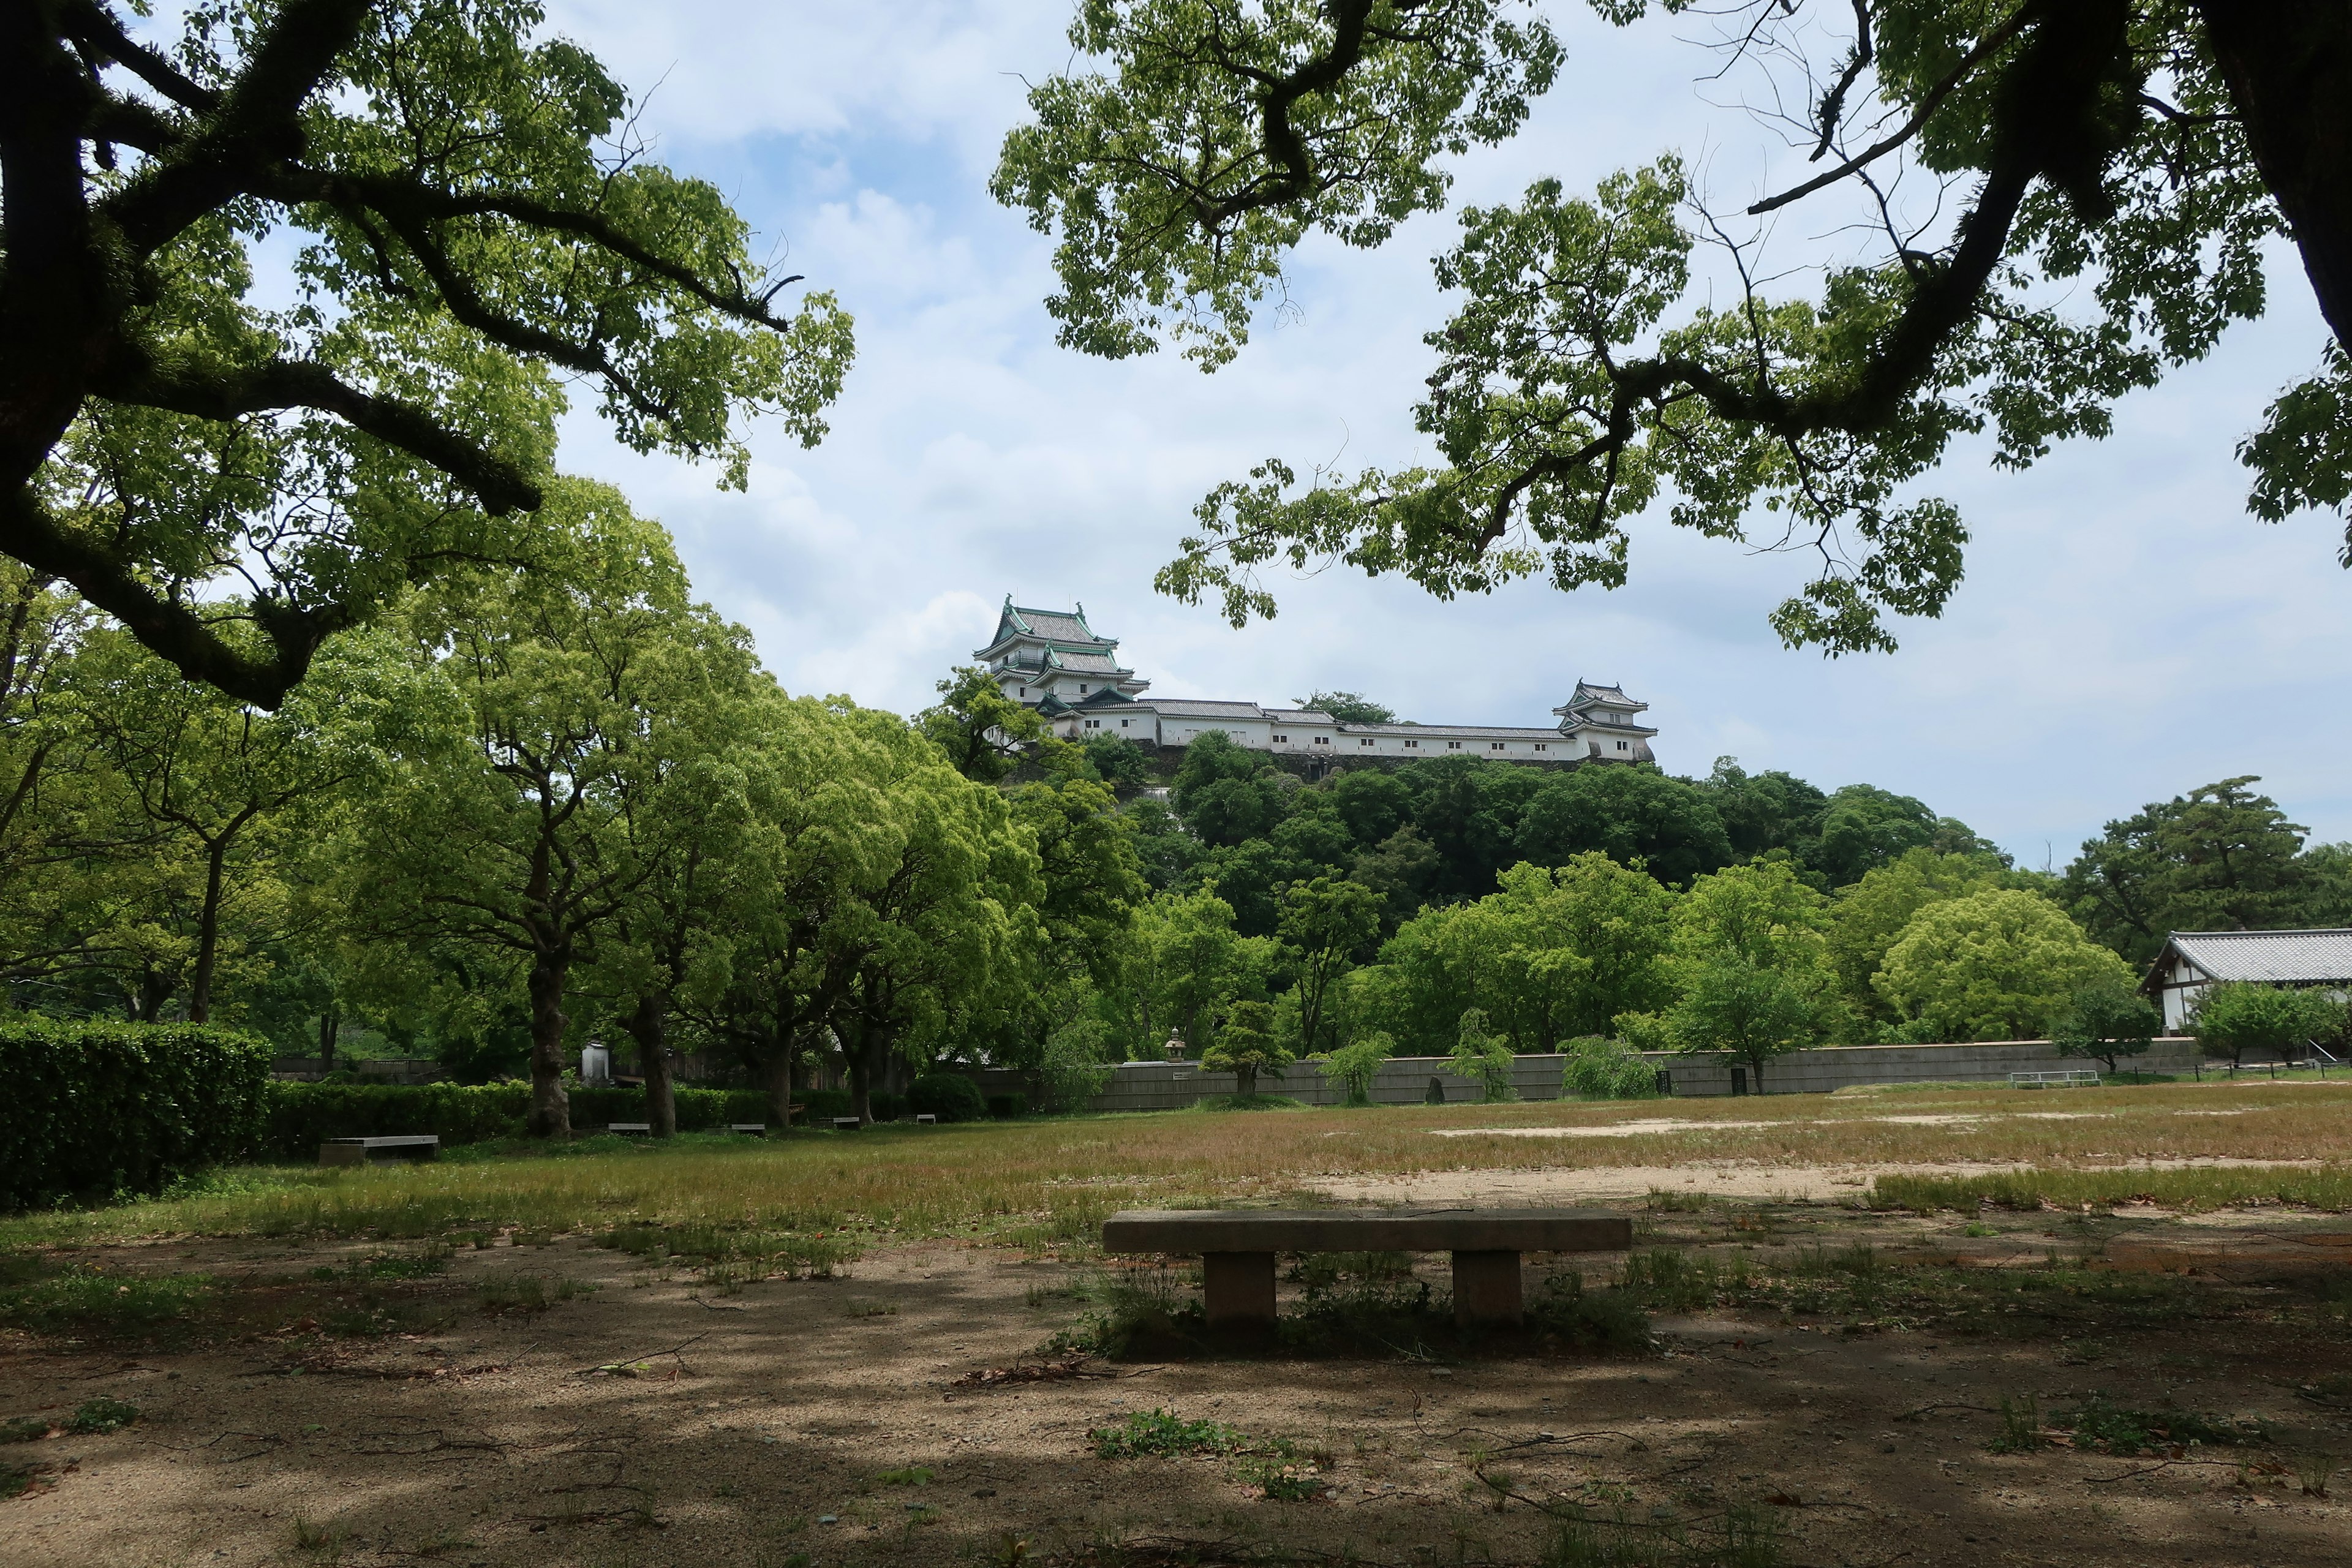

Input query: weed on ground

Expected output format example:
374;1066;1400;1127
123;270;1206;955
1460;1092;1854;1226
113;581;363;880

1871;1164;2352;1214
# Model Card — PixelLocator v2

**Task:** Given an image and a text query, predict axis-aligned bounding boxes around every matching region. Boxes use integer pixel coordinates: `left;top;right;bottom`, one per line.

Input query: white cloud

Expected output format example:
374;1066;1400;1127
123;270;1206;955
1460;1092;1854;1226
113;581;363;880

537;1;2352;862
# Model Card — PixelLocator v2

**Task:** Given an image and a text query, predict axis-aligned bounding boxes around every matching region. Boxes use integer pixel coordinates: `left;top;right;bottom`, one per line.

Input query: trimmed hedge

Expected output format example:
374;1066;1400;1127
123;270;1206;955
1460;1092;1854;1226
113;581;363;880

262;1083;780;1158
910;1074;987;1122
1;1018;273;1210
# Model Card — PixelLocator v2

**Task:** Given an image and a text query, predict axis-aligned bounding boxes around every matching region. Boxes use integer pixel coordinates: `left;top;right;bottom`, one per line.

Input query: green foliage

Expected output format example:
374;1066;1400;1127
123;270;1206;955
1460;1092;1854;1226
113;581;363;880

1090;1409;1245;1458
998;3;2319;654
1275;875;1382;1055
1827;849;2010;1020
2049;979;2162;1071
2051;1394;2269;1455
1316;1030;1394;1107
908;1075;988;1124
1449;1008;1518;1102
10;2;853;706
1170;731;1294;847
919;666;1054;785
2190;982;2346;1067
1561;1035;1659;1100
1296;692;1398;725
1875;889;2136;1041
1199;997;1292;1096
0;1019;271;1210
1514;766;1733;887
1038;1016;1117;1112
2064;777;2340;965
1081;731;1155;788
1665;960;1826;1085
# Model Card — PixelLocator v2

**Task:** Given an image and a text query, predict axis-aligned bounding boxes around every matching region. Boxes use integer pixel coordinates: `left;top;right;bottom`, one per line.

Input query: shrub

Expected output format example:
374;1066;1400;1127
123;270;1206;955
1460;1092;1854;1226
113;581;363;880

909;1074;988;1123
0;1019;272;1210
799;1088;853;1123
1316;1031;1393;1107
2191;981;2345;1066
1561;1036;1659;1100
1449;1008;1517;1102
2049;979;2160;1072
986;1093;1029;1119
1039;1016;1117;1112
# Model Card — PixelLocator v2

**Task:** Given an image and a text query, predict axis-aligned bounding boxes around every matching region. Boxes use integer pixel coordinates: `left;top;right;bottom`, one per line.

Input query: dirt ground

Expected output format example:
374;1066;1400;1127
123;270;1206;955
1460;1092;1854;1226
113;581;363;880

4;1183;2349;1567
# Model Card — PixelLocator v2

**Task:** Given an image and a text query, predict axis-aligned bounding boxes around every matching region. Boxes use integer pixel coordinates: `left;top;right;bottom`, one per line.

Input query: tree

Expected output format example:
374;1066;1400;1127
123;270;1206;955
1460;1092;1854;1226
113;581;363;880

1875;888;2135;1042
68;627;412;1020
1201;997;1291;1096
1276;874;1382;1056
5;1;853;707
1102;885;1272;1059
1813;785;1943;885
341;483;709;1136
1082;730;1154;788
919;666;1054;784
1316;1028;1393;1106
1513;764;1733;886
1297;691;1398;724
2188;980;2346;1068
1673;858;1833;973
1667;957;1825;1091
2049;978;2162;1074
998;4;2352;650
2065;777;2323;965
1827;848;2008;1020
1697;760;1829;863
1170;729;1292;846
1561;1034;1659;1100
1449;1005;1517;1102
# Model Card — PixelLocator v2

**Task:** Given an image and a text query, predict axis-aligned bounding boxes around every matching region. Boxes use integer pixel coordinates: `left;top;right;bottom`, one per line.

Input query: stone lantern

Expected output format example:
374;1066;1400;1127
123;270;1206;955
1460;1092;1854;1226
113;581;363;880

579;1038;611;1085
1163;1033;1186;1063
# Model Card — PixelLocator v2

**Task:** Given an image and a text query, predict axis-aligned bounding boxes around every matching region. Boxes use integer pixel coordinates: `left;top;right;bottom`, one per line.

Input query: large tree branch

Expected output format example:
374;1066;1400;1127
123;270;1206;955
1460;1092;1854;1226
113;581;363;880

105;0;374;256
97;352;543;513
60;0;222;113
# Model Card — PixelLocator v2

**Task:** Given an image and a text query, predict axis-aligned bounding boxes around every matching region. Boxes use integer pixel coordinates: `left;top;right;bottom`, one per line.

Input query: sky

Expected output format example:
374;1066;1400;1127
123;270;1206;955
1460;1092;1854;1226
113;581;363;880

530;1;2352;868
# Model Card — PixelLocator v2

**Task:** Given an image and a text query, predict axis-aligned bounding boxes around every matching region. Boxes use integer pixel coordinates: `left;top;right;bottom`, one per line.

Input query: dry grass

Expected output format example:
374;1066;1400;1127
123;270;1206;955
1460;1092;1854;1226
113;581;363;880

3;1079;2348;1251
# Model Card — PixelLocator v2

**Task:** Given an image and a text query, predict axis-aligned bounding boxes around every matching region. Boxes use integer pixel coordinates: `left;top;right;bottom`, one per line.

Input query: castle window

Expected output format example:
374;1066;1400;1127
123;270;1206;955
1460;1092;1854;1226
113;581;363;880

1273;734;1287;744
1404;739;1417;748
1447;741;1461;751
1314;736;1329;745
1120;719;1129;728
1079;684;1088;692
1535;743;1546;752
1491;742;1505;751
1616;740;1629;750
1360;737;1374;747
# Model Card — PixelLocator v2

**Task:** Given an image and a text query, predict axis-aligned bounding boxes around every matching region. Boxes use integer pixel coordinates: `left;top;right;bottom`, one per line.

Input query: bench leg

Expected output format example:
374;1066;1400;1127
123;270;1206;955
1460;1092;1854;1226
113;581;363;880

1452;1250;1523;1327
1201;1251;1277;1326
318;1144;363;1168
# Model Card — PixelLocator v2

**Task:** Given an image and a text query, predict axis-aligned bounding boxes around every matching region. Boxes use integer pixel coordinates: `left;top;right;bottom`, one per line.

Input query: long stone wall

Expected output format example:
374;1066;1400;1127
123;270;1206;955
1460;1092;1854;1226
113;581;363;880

979;1038;2220;1114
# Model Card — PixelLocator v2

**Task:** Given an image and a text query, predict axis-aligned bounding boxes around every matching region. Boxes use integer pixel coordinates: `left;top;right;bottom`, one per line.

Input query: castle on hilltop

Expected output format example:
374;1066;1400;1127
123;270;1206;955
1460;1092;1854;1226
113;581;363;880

974;598;1657;775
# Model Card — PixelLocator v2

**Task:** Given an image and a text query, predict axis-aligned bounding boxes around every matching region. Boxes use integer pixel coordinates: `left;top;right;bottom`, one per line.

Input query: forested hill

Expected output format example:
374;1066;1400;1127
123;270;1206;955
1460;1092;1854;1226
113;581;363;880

1116;730;2006;938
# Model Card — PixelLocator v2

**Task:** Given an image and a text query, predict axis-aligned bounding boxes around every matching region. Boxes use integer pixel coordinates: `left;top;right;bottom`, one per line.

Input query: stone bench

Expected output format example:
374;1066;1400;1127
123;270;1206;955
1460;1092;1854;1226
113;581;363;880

1102;1207;1632;1327
729;1123;767;1136
318;1135;440;1167
832;1117;861;1131
606;1122;652;1134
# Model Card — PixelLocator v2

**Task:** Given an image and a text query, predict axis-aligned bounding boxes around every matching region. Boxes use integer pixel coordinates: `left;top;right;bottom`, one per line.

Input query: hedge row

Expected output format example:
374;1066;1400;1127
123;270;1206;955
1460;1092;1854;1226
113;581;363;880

0;1018;272;1210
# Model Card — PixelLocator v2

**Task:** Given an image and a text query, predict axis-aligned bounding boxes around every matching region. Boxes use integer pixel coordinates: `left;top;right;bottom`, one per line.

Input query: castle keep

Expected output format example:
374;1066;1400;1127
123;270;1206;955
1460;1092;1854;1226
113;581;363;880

975;598;1658;772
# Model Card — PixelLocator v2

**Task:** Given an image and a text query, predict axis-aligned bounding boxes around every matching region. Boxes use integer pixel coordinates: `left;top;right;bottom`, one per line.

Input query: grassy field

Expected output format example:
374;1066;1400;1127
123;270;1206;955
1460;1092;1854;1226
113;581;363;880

4;1076;2346;1256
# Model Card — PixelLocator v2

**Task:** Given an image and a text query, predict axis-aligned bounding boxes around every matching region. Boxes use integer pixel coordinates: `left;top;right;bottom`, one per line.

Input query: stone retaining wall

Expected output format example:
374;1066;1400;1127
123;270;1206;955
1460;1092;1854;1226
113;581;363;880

979;1038;2218;1113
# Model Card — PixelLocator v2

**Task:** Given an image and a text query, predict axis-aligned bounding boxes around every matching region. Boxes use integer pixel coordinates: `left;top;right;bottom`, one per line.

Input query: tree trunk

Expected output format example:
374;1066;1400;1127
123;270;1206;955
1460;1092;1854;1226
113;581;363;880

2199;1;2352;351
187;837;228;1023
318;1006;341;1073
848;1034;875;1126
624;992;676;1137
766;1038;796;1131
526;946;572;1137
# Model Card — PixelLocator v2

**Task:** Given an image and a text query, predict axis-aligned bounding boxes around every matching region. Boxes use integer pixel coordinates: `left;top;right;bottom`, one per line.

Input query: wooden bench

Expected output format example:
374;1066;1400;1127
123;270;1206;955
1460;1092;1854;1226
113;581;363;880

1102;1207;1631;1327
318;1135;440;1167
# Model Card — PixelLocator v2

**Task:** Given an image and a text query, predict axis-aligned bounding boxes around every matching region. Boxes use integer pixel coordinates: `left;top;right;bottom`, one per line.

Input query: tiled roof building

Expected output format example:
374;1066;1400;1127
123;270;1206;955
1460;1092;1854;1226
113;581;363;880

976;598;1658;772
2143;929;2352;1031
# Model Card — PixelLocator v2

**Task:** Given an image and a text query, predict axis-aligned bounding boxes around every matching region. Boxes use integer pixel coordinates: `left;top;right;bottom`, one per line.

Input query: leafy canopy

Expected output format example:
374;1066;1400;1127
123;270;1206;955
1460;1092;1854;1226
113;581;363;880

998;2;2350;651
4;1;853;707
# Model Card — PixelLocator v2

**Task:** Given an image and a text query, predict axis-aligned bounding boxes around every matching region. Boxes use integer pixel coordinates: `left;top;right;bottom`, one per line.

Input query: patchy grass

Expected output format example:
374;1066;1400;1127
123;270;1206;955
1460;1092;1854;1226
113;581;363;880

2051;1393;2270;1454
473;1273;594;1316
7;1080;2349;1251
1091;1410;1248;1458
1871;1163;2352;1213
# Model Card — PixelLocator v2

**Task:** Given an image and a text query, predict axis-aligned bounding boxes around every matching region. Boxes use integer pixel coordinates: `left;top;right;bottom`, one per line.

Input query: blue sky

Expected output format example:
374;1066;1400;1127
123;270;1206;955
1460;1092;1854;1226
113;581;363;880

538;2;2352;866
